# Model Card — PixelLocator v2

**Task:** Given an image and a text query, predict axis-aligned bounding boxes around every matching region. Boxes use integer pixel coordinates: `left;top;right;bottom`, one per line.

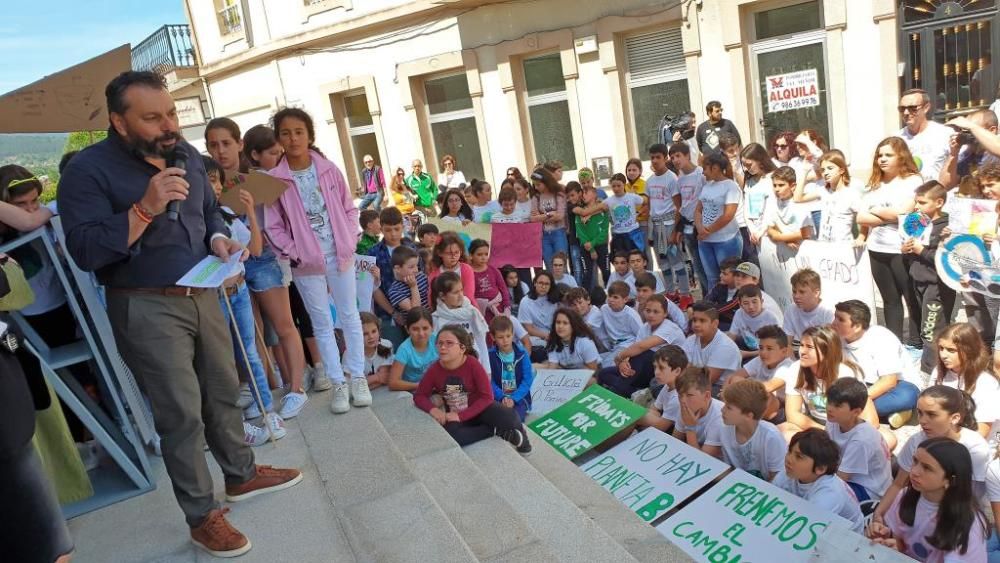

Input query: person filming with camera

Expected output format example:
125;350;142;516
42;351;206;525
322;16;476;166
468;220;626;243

942;109;1000;188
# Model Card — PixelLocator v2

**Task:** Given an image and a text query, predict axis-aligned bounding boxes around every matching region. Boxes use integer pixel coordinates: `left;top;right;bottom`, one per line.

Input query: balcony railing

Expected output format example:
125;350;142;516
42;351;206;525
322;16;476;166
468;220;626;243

132;24;196;74
218;3;243;36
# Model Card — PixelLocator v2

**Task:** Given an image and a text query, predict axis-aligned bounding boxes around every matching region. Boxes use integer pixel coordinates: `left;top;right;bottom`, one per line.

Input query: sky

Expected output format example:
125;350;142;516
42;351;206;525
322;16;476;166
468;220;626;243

0;0;187;94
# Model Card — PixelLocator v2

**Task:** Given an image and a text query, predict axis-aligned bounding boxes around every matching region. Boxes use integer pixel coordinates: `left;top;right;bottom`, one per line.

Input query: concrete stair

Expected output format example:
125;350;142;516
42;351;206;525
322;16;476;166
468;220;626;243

66;387;691;562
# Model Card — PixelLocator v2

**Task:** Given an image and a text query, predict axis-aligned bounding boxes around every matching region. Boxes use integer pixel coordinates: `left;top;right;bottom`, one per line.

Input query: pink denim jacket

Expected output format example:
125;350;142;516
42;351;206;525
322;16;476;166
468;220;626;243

265;151;360;275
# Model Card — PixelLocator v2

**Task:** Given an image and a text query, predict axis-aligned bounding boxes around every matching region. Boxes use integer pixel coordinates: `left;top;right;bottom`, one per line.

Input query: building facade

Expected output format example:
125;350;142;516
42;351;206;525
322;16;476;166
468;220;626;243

174;0;906;187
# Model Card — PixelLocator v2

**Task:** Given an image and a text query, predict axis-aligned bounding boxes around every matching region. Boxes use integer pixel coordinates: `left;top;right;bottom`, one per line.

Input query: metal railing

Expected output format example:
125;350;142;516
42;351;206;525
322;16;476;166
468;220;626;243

132;24;197;74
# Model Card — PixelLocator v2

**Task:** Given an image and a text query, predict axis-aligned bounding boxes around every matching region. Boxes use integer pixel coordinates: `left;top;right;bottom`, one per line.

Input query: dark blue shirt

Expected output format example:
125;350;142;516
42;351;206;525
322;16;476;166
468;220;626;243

57;129;227;288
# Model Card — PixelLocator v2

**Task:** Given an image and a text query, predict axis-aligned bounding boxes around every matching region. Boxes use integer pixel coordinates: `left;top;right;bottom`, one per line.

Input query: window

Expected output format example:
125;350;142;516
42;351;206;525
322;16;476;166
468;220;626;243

424;74;485;181
216;0;242;37
753;1;821;40
625;28;690;154
344;92;381;175
523;53;577;169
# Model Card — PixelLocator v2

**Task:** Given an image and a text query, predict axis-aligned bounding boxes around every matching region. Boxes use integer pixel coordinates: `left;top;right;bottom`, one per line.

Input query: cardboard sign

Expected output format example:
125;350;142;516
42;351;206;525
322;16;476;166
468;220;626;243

528;368;592;418
808;523;918;563
936;233;1000;298
766;69;820;113
490;222;544;269
355;254;377;314
427;217;492;249
657;469;851;563
0;45;131;133
220;171;289;208
528;385;645;459
758;239;876;313
582;428;729;522
948;197;999;236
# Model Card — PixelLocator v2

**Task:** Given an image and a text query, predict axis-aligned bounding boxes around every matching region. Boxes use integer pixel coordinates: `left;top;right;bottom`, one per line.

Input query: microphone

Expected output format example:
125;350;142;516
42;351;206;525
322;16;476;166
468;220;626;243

166;149;188;222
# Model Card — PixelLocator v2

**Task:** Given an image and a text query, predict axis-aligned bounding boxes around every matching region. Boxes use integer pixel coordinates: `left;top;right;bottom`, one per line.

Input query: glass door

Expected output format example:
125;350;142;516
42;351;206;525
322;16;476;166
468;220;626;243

750;36;831;147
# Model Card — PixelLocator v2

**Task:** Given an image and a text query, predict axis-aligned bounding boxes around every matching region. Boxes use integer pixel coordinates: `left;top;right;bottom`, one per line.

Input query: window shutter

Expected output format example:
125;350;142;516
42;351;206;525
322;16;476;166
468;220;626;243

625;28;684;83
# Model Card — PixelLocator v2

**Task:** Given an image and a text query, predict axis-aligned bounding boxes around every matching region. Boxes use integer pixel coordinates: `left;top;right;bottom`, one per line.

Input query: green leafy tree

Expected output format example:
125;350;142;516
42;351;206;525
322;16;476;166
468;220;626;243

44;131;108;203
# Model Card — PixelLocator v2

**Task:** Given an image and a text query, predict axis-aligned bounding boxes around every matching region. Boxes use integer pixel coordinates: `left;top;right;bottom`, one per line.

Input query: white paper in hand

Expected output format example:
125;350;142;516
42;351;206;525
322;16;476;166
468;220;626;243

176;251;243;288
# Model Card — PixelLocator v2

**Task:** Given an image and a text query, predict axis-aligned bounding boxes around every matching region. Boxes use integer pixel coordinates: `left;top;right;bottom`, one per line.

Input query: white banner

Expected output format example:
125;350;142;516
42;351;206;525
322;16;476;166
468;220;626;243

758;239;876;313
528;368;592;418
657;469;851;563
766;69;820;113
582;428;729;523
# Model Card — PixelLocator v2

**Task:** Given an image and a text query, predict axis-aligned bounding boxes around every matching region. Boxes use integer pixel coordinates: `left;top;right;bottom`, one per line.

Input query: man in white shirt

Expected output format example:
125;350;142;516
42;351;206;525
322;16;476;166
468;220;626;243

897;88;954;182
831;300;920;428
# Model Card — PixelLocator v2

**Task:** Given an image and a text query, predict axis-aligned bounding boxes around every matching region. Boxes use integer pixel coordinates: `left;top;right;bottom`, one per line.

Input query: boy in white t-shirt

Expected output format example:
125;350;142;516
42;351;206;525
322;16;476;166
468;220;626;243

627;249;666;293
772;429;866;532
731;262;784;323
600;281;643;367
719;379;787;480
728;325;794;424
634;272;687;330
564;287;608;351
683;301;743;396
782;268;834;348
728;285;783;360
607;251;637;298
637;345;688;434
646;143;690;305
824;378;893;502
673;366;725;458
764;166;814;250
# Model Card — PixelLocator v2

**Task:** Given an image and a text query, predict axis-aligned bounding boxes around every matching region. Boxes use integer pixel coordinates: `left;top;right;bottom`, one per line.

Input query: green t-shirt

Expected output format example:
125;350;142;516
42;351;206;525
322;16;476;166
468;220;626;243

406;173;437;207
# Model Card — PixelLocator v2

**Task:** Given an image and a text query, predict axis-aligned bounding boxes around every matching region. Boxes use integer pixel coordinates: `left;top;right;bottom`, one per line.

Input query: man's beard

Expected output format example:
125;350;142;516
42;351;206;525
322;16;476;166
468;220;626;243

125;129;184;159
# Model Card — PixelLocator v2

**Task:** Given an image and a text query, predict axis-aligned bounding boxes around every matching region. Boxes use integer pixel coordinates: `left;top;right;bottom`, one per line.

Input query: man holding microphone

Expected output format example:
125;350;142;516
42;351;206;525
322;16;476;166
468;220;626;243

58;71;300;558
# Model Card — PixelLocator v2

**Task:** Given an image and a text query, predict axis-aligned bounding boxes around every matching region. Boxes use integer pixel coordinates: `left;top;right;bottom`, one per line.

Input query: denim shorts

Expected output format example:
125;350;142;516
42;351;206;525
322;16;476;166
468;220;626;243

244;245;285;292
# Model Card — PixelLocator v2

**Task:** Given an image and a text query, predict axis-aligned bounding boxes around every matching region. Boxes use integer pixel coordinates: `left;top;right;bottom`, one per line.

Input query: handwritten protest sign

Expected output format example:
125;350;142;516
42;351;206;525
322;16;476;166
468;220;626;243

935;233;1000;298
490;223;544;268
334;254;377;322
948;198;998;236
529;385;645;460
582;428;729;522
809;522;916;562
427;218;492;249
758;239;876;312
528;368;592;418
657;469;851;563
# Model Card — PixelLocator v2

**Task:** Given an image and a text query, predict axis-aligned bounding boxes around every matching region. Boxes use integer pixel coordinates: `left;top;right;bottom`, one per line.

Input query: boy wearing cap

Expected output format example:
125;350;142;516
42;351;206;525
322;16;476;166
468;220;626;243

731;262;784;322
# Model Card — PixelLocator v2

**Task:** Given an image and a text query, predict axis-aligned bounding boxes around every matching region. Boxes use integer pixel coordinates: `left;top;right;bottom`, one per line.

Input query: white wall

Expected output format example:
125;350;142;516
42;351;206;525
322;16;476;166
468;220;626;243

842;1;894;167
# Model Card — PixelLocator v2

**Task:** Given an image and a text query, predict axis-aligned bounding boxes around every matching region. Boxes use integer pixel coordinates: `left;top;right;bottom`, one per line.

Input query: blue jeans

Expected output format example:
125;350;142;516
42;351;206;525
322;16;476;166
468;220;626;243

359;191;382;210
684;230;710;292
542;228;568;271
568;243;584;282
987;529;1000;563
698;235;743;288
220;282;273;411
872;380;919;418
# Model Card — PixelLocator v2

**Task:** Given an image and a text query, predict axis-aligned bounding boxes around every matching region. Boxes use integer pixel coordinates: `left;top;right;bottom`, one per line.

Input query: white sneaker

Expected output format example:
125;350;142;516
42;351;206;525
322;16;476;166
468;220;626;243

264;412;287;441
278;392;308;419
236;383;253;409
350;376;372;407
330;383;350;414
311;364;332;392
243;400;262;420
243;422;269;447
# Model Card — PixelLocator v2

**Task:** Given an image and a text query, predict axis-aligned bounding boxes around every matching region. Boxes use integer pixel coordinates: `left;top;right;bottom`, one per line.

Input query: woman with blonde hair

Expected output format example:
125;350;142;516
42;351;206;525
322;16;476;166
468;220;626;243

857;137;923;344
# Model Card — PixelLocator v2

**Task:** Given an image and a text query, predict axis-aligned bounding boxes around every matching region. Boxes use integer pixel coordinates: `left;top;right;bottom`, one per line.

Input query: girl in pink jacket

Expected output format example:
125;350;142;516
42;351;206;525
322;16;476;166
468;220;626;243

265;108;368;415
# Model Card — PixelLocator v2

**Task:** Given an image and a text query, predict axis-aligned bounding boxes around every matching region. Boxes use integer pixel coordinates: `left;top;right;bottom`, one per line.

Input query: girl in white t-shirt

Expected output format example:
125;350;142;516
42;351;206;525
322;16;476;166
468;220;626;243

539;308;601;370
856;137;924;341
361;312;393;390
875;385;991;528
695;152;744;288
934;322;1000;437
780;326;873;440
517;271;561;357
810;150;864;245
869;436;988;562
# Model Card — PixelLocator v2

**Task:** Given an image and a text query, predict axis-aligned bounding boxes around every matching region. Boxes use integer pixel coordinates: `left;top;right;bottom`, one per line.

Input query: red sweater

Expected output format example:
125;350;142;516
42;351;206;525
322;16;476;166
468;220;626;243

413;357;495;422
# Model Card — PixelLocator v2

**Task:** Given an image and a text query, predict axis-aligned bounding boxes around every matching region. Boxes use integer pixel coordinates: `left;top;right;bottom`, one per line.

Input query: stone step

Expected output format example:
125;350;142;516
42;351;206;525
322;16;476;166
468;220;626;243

297;391;478;563
521;428;693;562
465;438;641;563
368;390;559;561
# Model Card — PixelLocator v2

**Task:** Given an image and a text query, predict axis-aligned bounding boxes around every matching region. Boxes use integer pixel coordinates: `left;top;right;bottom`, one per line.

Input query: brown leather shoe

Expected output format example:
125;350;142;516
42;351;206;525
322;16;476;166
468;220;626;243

225;465;303;502
190;507;251;558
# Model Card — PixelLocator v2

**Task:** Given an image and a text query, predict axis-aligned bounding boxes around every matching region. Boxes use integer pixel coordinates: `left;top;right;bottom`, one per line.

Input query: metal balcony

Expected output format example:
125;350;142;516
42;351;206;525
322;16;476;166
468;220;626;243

132;24;197;74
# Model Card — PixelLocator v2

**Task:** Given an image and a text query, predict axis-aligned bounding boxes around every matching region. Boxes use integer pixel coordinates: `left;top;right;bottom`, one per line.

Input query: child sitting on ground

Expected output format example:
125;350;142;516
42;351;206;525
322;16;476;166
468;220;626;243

468;239;510;323
727;325;793;423
628;249;665;293
361;312;393;390
673;366;725;458
388;307;437;391
782;268;834;349
703;256;742;332
415;325;532;453
563;287;608;352
728;285;783;360
551;251;578;288
607;251;636;297
636;345;688;434
824;377;893;503
538;308;601;370
719;379;787;480
731;262;784;321
600;281;644;366
597;295;685;398
634;272;687;330
432;272;490;369
772;429;865;532
356;209;382;254
682;301;743;395
487;316;534;422
387;246;430;315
